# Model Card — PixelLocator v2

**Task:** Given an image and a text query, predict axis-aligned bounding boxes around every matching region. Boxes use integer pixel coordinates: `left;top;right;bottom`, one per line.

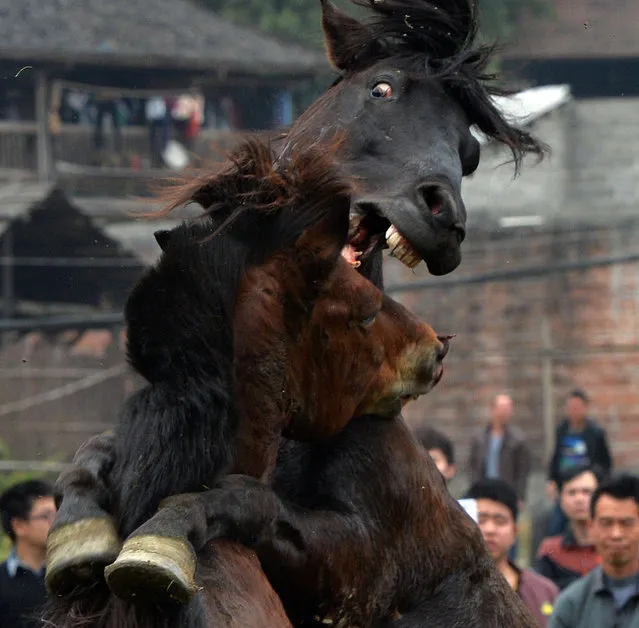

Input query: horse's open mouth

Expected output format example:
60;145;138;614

343;210;421;270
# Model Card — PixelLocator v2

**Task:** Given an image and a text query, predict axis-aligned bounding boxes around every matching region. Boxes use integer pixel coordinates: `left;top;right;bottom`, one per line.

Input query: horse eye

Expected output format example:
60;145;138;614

360;313;378;328
370;82;394;99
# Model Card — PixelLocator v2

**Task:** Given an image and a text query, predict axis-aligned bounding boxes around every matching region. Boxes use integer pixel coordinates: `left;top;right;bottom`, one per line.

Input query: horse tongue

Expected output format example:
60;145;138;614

341;244;362;268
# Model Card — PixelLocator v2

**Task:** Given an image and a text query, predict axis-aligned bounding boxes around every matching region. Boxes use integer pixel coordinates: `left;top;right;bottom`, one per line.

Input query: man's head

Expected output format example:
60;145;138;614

491;393;513;428
465;478;518;564
565;389;589;426
558;464;600;526
589;474;639;575
0;479;55;550
414;426;455;481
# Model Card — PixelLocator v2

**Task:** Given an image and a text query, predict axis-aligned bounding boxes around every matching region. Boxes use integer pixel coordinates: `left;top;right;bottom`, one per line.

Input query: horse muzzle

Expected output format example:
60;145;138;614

352;178;466;276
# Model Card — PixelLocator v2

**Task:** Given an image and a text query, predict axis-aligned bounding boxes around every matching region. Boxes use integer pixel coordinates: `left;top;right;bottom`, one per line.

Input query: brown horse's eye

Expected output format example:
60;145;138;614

371;82;394;99
360;313;378;328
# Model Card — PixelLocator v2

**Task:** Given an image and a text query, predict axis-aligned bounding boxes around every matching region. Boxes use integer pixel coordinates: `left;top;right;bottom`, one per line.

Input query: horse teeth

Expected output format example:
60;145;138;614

385;225;421;269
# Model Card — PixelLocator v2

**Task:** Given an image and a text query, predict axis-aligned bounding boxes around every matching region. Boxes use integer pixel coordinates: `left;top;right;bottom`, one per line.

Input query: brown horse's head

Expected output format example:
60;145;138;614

219;139;448;444
143;138;448;478
283;253;449;441
279;0;546;277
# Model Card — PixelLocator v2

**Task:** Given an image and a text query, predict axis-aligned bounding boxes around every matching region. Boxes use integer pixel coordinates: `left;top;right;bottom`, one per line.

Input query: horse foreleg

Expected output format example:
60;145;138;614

103;472;317;606
105;475;369;618
45;431;121;595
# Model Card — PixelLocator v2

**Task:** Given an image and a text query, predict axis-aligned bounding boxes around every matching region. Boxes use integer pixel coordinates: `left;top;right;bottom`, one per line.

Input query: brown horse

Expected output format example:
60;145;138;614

43;139;449;627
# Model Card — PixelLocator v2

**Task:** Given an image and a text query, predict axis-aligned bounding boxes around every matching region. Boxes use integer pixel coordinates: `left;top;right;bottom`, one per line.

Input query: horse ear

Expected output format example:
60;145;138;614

294;208;350;279
154;230;172;251
320;0;376;72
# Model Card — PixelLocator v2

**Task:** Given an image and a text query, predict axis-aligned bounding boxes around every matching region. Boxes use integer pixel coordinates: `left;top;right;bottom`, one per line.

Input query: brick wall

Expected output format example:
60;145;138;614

0;330;133;459
387;218;639;484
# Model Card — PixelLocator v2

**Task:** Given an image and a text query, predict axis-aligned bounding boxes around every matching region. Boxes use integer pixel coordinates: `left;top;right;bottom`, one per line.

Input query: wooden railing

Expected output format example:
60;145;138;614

0;121;266;194
0;121;38;174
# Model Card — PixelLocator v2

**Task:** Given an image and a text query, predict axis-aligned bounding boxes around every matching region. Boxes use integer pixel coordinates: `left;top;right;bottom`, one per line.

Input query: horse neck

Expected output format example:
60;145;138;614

112;375;237;537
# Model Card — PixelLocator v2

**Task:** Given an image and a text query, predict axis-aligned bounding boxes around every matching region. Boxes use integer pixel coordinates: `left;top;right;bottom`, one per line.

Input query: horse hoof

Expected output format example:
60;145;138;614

46;518;121;594
104;535;198;605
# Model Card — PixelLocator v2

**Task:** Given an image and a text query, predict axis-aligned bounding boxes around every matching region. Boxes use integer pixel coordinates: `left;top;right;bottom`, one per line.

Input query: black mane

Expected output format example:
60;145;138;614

335;0;546;169
115;138;352;536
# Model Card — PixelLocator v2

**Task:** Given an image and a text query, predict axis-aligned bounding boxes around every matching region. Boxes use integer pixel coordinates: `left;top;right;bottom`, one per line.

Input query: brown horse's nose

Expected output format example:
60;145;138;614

436;334;455;361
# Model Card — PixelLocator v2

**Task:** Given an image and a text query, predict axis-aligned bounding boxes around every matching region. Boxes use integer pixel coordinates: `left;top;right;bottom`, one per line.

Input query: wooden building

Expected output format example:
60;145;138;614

0;0;326;185
502;0;639;98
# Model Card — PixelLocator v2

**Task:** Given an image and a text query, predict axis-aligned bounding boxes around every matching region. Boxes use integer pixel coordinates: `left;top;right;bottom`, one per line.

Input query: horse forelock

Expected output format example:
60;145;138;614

354;0;476;59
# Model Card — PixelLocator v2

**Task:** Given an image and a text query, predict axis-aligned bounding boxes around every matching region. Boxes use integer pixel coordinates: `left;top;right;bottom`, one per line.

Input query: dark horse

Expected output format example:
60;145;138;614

44;139;450;627
44;0;543;625
161;0;543;284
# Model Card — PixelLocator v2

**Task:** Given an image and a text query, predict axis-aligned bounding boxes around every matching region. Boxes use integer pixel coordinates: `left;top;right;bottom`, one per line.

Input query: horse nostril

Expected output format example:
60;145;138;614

418;184;449;218
436;334;455;361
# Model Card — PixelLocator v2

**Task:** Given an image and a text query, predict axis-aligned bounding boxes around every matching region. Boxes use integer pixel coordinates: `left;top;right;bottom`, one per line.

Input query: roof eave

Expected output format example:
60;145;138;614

0;48;328;77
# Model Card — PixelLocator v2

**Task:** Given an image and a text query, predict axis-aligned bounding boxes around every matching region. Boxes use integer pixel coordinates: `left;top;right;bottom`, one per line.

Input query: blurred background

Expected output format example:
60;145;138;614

0;0;636;563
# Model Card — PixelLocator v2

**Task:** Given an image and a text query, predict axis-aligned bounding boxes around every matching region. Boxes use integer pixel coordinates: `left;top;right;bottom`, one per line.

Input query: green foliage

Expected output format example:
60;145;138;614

477;0;553;44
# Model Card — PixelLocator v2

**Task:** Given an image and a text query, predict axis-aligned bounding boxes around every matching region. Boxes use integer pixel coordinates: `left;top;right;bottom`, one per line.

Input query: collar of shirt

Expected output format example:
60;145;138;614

592;565;639;592
6;548;45;578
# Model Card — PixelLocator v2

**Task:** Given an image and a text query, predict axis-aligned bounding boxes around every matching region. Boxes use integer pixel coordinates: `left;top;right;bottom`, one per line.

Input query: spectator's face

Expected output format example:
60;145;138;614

590;495;639;572
428;448;455;481
491;395;513;425
476;498;517;563
565;396;588;423
560;471;597;524
12;496;56;550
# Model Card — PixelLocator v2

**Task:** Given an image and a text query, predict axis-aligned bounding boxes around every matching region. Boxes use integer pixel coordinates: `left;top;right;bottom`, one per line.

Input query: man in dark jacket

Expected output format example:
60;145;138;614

546;389;613;536
535;465;602;591
0;480;55;628
468;393;532;506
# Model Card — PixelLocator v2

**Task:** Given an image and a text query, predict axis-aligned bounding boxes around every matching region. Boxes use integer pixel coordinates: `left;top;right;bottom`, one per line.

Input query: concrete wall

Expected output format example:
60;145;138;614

461;97;639;226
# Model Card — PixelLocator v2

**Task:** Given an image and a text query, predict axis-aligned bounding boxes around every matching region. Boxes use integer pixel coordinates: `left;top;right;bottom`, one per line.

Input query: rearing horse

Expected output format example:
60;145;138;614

44;139;450;628
45;0;543;626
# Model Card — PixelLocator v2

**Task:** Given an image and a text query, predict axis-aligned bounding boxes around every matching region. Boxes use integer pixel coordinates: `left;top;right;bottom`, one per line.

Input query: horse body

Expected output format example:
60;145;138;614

180;418;535;627
44;140;448;626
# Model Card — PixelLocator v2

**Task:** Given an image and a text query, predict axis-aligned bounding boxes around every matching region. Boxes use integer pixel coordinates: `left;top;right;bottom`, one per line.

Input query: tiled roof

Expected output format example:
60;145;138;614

0;0;326;74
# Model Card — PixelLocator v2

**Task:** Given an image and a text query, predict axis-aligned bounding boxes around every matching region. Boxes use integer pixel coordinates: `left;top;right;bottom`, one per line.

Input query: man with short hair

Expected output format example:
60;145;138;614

468;393;532;506
0;479;56;628
545;389;613;536
550;473;639;628
413;426;455;482
466;478;559;626
535;465;601;591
